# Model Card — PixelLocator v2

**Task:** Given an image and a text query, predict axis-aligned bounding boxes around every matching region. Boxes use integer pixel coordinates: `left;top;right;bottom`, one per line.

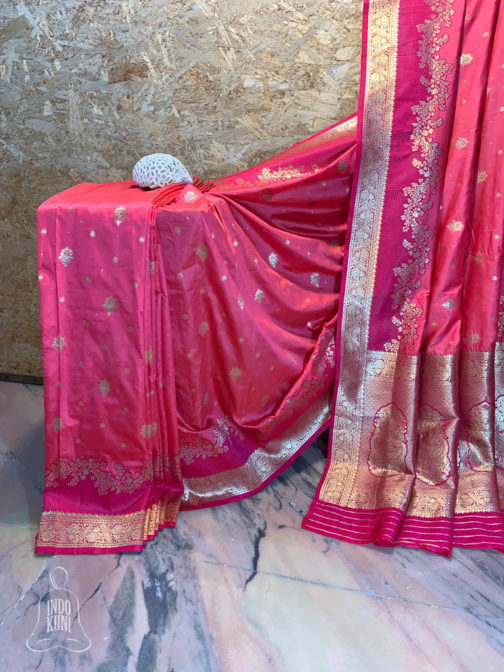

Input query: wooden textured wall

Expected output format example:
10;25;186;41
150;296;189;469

0;0;362;377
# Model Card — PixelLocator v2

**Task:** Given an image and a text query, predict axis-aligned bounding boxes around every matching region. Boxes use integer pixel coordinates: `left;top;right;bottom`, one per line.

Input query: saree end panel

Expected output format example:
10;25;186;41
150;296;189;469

304;0;504;555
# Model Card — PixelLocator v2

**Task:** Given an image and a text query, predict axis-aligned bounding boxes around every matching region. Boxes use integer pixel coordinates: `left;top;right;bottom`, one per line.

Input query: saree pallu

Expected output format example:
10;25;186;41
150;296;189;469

36;0;504;557
303;0;504;556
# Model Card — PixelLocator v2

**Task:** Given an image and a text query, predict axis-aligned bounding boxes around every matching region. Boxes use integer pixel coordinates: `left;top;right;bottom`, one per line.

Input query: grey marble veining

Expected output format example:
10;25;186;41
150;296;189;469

0;380;504;671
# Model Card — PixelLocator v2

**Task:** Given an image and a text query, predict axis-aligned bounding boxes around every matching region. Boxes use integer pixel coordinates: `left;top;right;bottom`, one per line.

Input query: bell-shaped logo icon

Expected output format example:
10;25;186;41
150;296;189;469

26;567;91;652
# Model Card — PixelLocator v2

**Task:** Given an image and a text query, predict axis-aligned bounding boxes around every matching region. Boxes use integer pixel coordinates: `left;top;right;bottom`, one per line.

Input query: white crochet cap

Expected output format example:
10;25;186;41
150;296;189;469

132;154;193;189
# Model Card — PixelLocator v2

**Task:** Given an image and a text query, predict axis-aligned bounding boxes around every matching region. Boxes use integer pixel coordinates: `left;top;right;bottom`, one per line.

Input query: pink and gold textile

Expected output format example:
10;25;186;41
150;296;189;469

35;117;356;552
36;0;504;556
303;0;504;556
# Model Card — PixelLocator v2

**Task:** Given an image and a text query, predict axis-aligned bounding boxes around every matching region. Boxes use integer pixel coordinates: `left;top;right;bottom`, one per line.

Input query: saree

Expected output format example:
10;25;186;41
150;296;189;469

36;0;504;557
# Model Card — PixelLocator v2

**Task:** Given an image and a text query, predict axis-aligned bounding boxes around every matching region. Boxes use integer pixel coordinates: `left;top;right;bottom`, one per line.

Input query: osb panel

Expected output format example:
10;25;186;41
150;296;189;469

0;0;362;377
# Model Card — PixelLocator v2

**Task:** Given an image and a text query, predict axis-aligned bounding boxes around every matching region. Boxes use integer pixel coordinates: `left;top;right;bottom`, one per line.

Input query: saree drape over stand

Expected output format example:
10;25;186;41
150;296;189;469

36;0;504;556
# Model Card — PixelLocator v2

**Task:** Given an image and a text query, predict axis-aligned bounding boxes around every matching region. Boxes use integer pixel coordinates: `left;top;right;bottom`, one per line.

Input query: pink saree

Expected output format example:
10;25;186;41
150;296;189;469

36;0;504;557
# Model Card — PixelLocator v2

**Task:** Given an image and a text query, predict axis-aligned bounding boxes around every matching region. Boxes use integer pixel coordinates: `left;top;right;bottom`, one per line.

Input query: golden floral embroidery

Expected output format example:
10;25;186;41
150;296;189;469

52;335;66;352
113;206;127;226
98;380;110;397
391;0;454;316
268;252;278;268
197;244;209;261
184;191;197;202
58;247;74;267
442;298;457;310
229;367;242;381
454;137;469;149
460;53;473;65
179;437;225;465
50;417;64;433
257;165;319;184
447;220;463;231
141;422;158;439
368;403;409;476
477;170;488;183
468;333;481;344
470;252;485;264
498;296;504;340
180;416;245;465
103;296;117;315
465;400;493;471
237;294;244;310
254;289;264;304
310;273;320;287
45;456;166;495
199;321;209;337
145;349;153;364
495;395;504;468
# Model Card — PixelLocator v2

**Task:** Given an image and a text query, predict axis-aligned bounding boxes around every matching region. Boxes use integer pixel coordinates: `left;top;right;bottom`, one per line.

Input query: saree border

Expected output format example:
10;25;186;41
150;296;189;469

35;497;180;553
304;0;401;519
181;393;331;508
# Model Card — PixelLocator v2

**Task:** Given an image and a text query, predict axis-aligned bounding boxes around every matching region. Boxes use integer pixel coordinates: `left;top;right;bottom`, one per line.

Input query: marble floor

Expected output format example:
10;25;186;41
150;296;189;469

0;381;503;672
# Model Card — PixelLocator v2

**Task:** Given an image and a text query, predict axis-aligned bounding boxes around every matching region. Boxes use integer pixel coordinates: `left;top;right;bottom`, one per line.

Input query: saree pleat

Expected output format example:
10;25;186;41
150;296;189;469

35;117;356;553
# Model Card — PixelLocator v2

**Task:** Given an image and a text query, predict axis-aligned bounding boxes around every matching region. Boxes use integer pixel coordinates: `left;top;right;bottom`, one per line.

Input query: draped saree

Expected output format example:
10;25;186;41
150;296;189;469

36;0;504;556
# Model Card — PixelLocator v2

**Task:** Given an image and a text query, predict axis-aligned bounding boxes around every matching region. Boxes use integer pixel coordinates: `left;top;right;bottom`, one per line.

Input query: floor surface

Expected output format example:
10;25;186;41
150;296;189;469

0;381;503;671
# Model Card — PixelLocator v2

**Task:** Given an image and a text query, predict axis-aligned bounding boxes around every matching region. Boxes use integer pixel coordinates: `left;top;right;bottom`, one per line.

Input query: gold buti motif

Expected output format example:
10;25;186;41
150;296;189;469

103;296;117;315
390;0;455;326
257;165;320;184
113;206;127;226
58;247;74;267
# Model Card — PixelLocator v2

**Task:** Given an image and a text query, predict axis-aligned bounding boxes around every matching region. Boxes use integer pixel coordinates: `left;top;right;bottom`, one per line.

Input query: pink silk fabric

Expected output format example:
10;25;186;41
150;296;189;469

35;117;356;552
36;0;504;557
303;0;504;556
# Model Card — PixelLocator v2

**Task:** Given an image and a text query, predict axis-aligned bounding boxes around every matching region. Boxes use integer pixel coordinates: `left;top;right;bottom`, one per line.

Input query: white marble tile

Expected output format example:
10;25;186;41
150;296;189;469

193;561;504;672
0;524;47;623
0;382;45;456
175;449;504;618
0;381;503;671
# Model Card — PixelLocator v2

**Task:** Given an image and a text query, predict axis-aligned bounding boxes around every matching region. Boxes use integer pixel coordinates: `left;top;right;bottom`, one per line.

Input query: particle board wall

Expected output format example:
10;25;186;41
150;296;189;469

0;0;362;377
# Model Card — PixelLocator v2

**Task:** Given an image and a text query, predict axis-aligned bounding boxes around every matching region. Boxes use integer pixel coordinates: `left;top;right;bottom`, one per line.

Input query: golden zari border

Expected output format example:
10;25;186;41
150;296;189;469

36;499;180;550
182;392;331;507
322;349;504;518
320;0;401;505
182;325;336;506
